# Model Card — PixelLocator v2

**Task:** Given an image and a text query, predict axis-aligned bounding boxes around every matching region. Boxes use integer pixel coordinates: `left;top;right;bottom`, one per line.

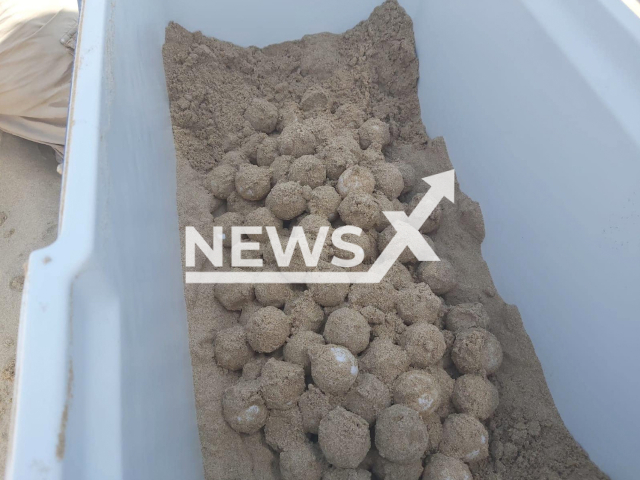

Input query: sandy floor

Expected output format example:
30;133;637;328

0;131;60;471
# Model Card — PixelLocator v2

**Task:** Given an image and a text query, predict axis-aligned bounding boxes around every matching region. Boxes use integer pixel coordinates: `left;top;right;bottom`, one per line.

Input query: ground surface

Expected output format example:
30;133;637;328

0;132;60;471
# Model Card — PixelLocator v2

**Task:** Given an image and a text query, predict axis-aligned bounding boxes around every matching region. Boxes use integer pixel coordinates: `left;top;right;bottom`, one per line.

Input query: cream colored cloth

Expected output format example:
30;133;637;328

0;0;78;158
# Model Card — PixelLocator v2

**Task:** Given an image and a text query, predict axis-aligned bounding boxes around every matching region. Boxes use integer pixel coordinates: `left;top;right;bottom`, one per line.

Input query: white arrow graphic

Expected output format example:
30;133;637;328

186;169;455;284
407;170;455;229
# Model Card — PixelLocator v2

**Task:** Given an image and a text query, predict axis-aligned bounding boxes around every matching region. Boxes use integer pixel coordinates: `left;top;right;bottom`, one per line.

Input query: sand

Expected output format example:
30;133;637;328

163;1;609;479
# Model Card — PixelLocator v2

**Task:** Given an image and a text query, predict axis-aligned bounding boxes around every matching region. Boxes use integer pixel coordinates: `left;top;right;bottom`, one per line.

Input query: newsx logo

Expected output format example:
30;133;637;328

185;170;455;284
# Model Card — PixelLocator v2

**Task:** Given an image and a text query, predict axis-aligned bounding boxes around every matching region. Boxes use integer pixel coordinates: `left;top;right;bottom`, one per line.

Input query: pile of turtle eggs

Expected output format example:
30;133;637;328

210;91;503;480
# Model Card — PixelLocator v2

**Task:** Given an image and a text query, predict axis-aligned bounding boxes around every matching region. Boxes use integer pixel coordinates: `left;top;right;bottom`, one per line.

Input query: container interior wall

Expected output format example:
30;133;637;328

89;0;205;478
55;0;203;478
164;0;421;47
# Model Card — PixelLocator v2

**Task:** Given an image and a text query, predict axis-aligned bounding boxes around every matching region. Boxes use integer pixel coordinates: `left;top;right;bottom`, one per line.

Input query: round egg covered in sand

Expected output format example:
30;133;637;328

299;384;333;434
372;455;424;480
245;306;292;353
370;191;403;232
323;468;371;480
417;259;457;296
343;372;391;425
359;339;409;385
422;453;472;480
245;97;278;133
277;101;303;129
393;370;442;417
284;290;326;333
396;283;442;325
452;374;499;420
370;162;404;200
214;277;253;311
241;354;268;381
359;145;385;168
297;213;332;241
358;118;391;149
243;207;282;242
451;327;503;375
260;358;306;410
280;443;325;480
439;413;489;463
270;155;294;185
425;366;456;418
309;344;359;395
288;155;327;188
240;132;267;163
375;404;429;464
334;104;367;129
359;305;386;327
266;181;307;220
308;185;342;220
222;380;268;434
307;262;350;307
209;196;224;216
235;164;272;201
209;164;237;200
214;325;253;371
337;165;376;198
220;150;250;168
301;86;329;112
348;282;397;313
300;115;336;146
321;135;361;180
257;137;279;167
338;193;381;230
264;406;306;452
400;323;446;368
254;282;294;308
279;122;317;158
318;407;371;469
384;261;413;290
323;307;371;355
445;303;490;333
284;330;326;373
394;162;416;195
367;313;405;344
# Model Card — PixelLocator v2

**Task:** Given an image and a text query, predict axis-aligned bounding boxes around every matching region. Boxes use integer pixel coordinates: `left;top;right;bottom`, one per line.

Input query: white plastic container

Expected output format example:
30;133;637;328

6;1;640;479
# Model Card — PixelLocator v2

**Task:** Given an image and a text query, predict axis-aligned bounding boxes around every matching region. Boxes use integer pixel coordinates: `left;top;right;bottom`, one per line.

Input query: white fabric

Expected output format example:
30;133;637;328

0;0;78;156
